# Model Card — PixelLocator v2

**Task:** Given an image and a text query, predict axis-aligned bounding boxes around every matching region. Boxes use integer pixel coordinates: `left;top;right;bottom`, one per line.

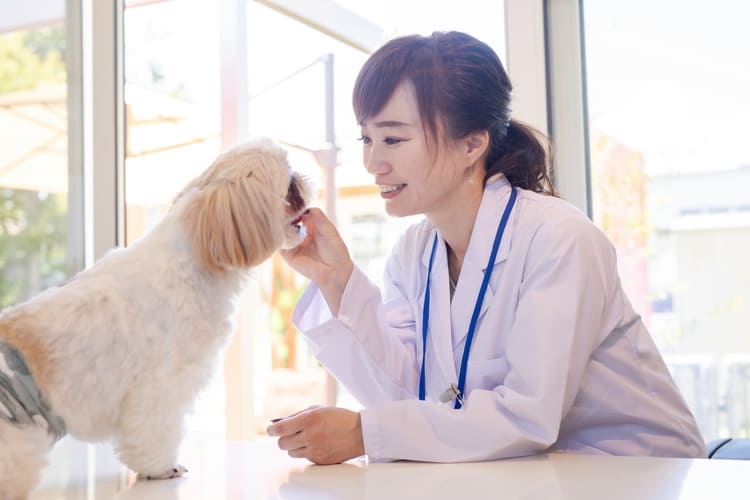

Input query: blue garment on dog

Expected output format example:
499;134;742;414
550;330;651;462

0;340;66;442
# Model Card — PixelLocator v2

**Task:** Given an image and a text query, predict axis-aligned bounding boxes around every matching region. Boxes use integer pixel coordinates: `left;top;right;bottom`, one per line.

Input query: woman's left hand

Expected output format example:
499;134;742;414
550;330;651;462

267;406;365;465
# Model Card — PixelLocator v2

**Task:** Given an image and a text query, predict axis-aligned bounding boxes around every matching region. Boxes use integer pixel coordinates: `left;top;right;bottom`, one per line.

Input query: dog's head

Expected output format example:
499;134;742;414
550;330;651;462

175;139;314;273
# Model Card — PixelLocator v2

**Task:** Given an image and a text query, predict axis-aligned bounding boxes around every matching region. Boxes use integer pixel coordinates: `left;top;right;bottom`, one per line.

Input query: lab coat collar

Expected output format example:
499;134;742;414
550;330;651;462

450;176;516;348
463;175;515;271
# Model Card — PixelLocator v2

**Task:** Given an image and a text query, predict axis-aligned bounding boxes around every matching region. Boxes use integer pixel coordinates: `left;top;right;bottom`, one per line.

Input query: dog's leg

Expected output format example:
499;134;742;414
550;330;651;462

113;389;189;481
0;420;54;499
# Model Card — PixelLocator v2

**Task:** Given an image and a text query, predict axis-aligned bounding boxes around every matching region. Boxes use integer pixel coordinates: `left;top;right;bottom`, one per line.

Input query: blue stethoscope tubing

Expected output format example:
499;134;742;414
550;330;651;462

419;186;518;409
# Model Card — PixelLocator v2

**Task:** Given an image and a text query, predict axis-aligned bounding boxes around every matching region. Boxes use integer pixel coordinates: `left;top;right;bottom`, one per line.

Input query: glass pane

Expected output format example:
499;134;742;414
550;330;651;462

583;0;750;441
0;22;70;306
123;0;224;433
332;0;505;56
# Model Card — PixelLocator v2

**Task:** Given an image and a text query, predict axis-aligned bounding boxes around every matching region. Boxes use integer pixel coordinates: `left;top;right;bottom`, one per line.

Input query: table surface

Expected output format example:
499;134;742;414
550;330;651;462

31;434;750;500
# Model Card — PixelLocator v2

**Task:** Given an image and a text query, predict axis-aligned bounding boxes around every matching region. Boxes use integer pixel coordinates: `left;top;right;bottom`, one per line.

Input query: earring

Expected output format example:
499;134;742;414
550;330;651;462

467;165;475;184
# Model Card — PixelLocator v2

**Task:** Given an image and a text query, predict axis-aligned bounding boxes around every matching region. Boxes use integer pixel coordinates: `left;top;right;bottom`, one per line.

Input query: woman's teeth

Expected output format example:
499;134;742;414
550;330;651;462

380;184;405;193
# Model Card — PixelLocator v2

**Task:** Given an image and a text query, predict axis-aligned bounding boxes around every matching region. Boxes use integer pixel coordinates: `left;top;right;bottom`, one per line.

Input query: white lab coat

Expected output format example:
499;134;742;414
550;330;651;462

293;176;706;462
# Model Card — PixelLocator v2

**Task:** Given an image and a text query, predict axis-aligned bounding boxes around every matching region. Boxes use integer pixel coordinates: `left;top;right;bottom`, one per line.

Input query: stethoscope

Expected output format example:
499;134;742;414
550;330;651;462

418;186;517;409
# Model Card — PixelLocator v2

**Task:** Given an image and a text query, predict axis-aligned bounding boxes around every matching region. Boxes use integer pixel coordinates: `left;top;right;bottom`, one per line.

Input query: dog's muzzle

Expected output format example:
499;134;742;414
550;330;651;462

286;173;308;215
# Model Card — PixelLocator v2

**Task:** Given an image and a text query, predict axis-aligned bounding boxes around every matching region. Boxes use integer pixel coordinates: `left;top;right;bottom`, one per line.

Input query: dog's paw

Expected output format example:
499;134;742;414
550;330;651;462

138;464;188;480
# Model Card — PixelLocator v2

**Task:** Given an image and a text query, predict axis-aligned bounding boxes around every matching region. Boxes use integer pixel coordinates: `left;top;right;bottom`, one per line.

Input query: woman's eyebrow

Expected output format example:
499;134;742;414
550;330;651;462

360;120;411;128
374;120;410;128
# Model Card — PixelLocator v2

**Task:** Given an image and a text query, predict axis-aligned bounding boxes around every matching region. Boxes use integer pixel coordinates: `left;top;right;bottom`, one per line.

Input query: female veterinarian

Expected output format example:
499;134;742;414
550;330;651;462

267;31;706;463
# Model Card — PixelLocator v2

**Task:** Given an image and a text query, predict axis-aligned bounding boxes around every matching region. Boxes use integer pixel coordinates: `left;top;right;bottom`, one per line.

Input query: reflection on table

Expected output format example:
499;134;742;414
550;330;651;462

32;433;750;500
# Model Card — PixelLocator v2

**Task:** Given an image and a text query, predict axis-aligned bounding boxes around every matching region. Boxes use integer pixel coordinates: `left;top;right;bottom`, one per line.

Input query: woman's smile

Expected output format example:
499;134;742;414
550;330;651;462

378;183;406;198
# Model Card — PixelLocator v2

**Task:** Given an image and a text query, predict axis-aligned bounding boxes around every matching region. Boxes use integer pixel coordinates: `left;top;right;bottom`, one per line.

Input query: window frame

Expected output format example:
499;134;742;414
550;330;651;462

505;0;591;215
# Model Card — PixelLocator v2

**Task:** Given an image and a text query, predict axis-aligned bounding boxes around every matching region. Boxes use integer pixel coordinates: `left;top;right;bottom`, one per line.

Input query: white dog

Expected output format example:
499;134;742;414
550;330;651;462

0;139;314;499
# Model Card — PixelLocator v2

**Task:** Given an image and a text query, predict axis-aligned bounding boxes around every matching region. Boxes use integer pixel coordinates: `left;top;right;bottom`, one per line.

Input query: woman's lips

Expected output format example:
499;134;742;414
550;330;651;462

379;184;405;199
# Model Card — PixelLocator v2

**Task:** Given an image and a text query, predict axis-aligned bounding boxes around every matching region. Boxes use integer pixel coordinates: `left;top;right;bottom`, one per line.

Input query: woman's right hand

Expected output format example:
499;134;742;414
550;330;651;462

280;208;353;315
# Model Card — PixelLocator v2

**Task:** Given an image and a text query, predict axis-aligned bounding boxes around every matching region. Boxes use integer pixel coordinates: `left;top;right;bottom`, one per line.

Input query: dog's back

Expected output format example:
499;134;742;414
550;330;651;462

0;210;241;440
0;203;243;498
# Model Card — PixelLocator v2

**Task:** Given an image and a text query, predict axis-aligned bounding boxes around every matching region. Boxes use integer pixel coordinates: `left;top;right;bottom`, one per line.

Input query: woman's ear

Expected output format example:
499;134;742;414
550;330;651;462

464;130;490;165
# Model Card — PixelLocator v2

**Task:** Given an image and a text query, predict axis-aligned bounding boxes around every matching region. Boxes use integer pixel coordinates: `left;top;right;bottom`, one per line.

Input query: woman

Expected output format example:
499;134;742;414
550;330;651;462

267;31;705;464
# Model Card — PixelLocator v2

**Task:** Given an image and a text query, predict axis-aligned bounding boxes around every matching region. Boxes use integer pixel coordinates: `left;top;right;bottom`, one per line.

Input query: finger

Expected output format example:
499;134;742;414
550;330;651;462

277;431;307;451
303;208;336;233
304;207;326;220
279;236;316;266
267;411;309;437
279;245;302;260
271;405;321;423
287;405;322;418
288;446;309;459
280;221;317;257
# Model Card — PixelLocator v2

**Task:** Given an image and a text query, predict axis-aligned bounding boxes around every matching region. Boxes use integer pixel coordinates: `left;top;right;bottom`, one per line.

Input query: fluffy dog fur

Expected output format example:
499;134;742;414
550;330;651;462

0;139;313;499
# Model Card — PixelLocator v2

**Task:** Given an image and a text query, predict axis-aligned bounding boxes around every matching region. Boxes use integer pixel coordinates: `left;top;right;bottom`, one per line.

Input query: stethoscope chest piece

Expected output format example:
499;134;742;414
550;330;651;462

439;383;464;406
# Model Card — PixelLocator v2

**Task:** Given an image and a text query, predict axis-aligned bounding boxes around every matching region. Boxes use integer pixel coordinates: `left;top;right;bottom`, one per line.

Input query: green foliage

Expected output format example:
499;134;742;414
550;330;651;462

0;25;68;308
0;190;68;308
269;272;305;366
0;26;66;94
24;26;66;59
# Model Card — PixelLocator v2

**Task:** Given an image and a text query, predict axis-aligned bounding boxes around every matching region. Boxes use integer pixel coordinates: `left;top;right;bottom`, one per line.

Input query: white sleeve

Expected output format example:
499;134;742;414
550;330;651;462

292;245;422;406
361;217;616;462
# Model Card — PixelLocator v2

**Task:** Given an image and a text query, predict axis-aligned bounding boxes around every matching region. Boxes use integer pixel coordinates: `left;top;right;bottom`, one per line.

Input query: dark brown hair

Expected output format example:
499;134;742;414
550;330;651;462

353;31;555;194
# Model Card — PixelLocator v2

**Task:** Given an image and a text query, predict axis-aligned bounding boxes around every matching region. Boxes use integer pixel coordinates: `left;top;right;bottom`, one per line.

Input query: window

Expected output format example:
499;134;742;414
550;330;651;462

583;0;750;440
0;20;77;307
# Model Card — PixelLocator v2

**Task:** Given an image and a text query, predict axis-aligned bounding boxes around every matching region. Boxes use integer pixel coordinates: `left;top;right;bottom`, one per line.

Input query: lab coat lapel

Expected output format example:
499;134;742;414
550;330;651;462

419;228;459;391
450;177;515;349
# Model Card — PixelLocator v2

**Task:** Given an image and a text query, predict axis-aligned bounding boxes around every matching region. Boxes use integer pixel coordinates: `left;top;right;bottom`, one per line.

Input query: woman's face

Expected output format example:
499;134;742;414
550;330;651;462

358;81;470;219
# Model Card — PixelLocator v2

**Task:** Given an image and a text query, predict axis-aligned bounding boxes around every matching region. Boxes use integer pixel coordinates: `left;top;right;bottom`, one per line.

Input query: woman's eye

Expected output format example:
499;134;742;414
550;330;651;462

357;135;372;145
383;137;403;146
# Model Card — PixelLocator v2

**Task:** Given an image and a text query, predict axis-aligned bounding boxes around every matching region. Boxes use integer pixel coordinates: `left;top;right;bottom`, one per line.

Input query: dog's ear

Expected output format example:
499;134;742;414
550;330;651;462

183;172;287;272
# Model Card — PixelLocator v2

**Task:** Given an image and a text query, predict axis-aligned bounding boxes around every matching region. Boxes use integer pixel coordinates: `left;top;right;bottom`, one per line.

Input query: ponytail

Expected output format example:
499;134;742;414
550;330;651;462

485;120;556;196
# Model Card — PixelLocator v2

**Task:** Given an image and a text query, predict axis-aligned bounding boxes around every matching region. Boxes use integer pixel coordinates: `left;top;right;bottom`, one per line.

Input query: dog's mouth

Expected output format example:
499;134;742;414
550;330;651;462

280;170;313;250
290;213;305;227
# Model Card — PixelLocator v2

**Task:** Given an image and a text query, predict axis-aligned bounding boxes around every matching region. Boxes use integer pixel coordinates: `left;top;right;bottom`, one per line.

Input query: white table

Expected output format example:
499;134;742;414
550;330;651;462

32;435;750;499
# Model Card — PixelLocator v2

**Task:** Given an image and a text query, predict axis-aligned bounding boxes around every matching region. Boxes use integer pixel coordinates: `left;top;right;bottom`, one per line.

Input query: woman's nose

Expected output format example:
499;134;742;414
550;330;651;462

364;148;389;175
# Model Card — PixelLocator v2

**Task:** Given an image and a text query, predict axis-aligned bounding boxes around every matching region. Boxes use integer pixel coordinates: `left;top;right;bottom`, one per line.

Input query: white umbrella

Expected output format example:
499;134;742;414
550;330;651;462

0;83;68;193
0;82;220;204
